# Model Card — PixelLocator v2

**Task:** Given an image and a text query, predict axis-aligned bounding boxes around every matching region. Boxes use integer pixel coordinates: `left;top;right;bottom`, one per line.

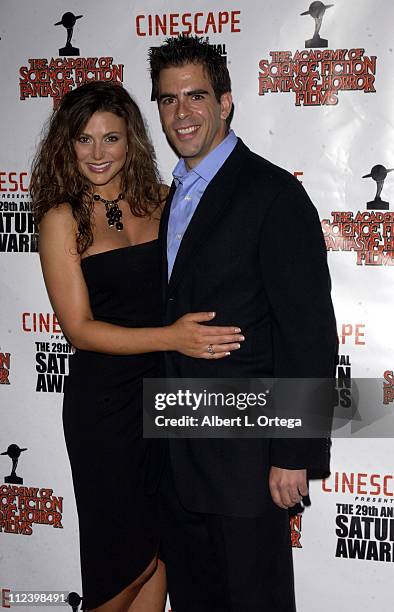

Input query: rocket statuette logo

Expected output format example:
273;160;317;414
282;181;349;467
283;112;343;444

1;444;27;485
301;1;333;48
55;11;83;56
363;165;393;211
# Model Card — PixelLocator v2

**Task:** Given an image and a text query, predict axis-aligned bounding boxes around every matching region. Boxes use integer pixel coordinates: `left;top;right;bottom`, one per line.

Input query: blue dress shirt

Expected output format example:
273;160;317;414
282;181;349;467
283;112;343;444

167;130;238;279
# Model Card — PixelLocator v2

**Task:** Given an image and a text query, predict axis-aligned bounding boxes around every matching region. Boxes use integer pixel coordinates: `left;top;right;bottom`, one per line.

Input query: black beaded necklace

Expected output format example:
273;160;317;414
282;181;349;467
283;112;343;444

93;193;124;231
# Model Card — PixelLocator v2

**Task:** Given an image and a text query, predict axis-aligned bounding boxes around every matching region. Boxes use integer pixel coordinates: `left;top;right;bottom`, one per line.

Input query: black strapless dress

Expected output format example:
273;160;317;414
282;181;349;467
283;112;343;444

63;241;162;609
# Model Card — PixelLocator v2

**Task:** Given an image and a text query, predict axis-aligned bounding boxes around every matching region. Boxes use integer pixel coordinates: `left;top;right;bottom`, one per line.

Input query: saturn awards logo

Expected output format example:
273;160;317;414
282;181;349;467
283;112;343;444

0;444;64;536
258;2;377;107
0;171;37;253
323;471;394;563
19;12;124;108
22;312;74;393
322;164;394;266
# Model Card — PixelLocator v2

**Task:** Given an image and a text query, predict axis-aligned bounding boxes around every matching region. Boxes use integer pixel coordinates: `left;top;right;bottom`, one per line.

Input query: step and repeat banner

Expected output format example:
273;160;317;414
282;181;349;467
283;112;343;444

1;1;393;610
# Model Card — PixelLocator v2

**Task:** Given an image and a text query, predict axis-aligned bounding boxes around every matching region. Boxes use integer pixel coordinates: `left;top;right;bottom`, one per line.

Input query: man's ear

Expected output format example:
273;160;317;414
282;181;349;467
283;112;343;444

220;92;233;121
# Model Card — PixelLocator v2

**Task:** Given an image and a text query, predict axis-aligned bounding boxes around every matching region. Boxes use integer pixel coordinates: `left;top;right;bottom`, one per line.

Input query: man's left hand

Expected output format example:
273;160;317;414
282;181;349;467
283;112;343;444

269;467;308;509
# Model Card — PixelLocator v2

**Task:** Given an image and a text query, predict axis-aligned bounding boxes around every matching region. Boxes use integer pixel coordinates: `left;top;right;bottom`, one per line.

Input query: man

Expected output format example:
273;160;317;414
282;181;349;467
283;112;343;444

149;36;337;611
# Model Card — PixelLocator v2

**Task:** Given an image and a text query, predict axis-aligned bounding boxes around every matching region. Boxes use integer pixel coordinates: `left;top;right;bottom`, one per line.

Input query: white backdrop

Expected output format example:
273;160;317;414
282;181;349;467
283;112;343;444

1;1;393;610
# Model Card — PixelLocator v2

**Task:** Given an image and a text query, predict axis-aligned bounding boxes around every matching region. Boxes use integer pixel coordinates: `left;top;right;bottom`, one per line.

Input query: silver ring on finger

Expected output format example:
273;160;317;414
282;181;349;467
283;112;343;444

207;344;215;355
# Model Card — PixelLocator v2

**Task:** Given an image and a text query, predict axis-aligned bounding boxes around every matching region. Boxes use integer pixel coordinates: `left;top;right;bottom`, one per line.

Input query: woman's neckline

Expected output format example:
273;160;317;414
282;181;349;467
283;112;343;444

81;239;158;263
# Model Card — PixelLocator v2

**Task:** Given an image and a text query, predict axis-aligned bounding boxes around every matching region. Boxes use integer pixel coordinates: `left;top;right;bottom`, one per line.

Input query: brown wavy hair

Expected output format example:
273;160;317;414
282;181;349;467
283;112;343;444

31;81;164;254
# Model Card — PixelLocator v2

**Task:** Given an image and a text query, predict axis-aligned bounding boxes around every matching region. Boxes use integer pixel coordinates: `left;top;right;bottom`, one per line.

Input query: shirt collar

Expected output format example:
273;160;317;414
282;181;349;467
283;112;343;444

173;130;237;186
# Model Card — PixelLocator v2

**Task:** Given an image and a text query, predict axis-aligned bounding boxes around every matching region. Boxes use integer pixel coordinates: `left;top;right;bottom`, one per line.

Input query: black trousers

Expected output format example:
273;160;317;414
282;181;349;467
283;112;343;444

158;460;296;612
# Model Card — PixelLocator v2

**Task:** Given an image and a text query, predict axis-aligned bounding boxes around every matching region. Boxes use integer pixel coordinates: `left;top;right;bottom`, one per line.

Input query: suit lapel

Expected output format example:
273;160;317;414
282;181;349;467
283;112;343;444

159;182;176;301
167;140;249;295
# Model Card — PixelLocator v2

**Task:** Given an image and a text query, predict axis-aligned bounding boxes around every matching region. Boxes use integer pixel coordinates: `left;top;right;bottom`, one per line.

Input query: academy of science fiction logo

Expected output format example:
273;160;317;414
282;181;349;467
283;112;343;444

258;2;377;107
0;444;64;536
19;12;124;108
322;165;394;266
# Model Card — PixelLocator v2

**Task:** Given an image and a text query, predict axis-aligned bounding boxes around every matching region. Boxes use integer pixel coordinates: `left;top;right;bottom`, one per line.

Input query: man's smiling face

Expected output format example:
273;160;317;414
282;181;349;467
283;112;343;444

157;62;232;169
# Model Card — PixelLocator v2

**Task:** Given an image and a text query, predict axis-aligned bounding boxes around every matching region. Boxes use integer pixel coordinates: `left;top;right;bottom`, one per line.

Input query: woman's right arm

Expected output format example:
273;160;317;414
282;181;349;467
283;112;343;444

38;205;244;359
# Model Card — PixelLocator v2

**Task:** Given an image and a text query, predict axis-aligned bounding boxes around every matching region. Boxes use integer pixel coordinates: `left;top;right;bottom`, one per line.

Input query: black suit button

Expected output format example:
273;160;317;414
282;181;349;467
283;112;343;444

168;297;175;302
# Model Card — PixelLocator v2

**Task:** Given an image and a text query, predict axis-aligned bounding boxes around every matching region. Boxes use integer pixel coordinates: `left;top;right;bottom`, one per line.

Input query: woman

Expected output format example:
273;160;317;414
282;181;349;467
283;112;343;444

31;81;243;612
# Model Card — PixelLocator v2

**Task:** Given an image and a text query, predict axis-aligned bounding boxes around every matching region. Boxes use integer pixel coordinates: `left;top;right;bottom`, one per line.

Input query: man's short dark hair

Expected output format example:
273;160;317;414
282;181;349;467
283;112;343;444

149;35;232;105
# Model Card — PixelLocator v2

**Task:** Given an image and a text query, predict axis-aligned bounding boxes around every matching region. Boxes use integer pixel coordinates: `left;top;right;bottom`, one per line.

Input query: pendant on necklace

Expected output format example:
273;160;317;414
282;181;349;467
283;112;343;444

93;193;124;231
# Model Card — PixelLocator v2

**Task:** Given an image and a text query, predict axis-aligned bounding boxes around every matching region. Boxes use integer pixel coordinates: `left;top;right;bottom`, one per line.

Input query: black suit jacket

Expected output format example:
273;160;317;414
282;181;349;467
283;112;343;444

158;139;337;517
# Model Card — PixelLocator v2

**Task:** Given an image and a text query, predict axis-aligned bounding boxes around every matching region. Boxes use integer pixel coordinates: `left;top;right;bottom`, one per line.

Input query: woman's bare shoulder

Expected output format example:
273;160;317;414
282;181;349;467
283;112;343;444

39;202;76;229
38;203;79;258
